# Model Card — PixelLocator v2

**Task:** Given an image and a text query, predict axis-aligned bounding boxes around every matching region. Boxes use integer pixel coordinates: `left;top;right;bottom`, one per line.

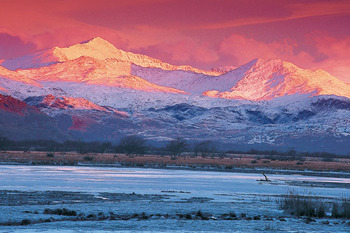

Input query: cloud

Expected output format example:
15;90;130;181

0;33;37;59
306;31;350;83
0;0;349;83
219;32;350;83
137;38;219;67
118;25;219;66
30;24;127;50
197;0;350;30
219;34;313;66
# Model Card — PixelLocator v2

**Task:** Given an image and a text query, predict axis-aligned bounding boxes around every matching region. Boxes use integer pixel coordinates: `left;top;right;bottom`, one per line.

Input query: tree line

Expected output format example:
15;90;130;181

0;136;218;157
0;136;345;159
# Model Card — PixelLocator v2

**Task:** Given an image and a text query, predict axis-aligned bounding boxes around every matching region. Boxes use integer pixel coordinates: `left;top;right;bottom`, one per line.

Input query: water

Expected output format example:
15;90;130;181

1;165;350;232
0;165;348;199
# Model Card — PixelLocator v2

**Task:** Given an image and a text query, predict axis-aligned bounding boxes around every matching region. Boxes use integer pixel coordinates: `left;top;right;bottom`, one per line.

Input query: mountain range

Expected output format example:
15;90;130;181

0;37;349;154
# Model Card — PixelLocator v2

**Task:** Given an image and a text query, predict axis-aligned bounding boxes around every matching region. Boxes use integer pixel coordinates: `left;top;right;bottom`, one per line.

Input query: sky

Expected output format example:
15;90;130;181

0;0;350;82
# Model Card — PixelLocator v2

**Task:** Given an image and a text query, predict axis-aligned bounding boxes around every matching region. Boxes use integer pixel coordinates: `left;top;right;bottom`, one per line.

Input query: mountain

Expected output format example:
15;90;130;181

0;94;68;141
1;37;220;75
203;59;350;100
22;94;132;141
133;58;350;100
0;37;349;154
1;37;349;101
24;94;128;116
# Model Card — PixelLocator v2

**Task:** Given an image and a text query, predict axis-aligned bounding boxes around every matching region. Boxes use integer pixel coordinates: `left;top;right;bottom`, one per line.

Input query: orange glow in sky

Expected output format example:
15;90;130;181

0;0;350;82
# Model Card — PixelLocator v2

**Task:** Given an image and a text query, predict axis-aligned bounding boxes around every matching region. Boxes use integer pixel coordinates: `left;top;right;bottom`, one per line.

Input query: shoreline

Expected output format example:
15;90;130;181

1;151;350;178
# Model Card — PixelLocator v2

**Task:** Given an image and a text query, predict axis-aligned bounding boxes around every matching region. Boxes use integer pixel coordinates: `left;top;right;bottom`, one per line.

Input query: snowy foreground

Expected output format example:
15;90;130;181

0;165;349;232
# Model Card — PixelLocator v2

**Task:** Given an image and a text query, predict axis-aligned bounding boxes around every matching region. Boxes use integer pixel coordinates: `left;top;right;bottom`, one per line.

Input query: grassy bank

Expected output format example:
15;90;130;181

0;151;349;174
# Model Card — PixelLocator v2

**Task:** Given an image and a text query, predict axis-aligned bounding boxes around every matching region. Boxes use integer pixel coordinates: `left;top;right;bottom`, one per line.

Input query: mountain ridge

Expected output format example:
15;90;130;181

1;37;220;76
0;37;349;153
1;37;349;101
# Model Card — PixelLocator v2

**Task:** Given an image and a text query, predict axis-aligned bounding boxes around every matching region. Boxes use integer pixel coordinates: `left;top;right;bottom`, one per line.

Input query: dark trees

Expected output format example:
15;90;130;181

0;137;10;151
194;140;217;157
166;138;187;157
118;135;147;156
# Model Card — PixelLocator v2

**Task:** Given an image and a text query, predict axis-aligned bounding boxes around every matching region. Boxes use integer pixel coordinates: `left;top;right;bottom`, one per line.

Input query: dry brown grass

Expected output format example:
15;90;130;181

0;151;349;172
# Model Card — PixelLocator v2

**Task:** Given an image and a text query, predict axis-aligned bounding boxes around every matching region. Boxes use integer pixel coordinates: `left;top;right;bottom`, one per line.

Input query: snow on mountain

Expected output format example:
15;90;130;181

203;59;350;100
210;65;237;74
21;94;133;138
132;58;350;100
138;94;350;152
15;56;186;94
24;94;129;117
0;37;349;152
0;37;349;102
0;66;41;87
2;37;219;76
0;48;62;71
131;59;256;94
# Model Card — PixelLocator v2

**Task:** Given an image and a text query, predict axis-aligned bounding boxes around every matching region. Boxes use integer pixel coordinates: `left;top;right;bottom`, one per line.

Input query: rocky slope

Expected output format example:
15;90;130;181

0;38;349;153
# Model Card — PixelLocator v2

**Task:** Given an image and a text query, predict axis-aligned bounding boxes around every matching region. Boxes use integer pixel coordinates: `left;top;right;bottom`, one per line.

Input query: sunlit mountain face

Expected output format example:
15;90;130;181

2;38;349;99
0;38;349;154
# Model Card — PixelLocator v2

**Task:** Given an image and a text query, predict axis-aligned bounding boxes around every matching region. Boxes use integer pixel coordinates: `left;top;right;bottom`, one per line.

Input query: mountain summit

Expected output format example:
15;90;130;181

0;37;349;100
203;59;350;100
0;37;349;153
1;37;219;76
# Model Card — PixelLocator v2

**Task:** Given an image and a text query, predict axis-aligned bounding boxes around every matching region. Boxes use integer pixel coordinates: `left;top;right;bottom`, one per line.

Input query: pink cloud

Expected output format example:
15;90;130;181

137;38;219;67
0;33;37;59
0;0;349;83
306;31;350;83
219;34;313;66
198;0;350;30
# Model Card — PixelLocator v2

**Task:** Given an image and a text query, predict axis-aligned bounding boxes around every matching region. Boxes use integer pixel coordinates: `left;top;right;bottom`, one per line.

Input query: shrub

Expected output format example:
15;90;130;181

278;191;324;217
118;135;147;156
322;157;335;162
332;199;350;219
279;191;350;219
166;138;187;157
331;203;341;218
44;208;77;216
194;140;217;157
141;212;149;220
83;156;94;161
196;210;203;218
229;212;236;218
342;200;350;219
46;153;54;158
20;219;31;225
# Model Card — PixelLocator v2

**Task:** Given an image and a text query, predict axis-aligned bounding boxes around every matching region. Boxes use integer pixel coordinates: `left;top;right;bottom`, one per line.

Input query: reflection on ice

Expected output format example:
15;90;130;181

0;165;349;200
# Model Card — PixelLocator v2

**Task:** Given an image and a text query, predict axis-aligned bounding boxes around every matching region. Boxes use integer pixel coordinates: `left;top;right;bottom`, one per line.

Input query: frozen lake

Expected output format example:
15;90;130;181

1;165;350;232
1;165;349;199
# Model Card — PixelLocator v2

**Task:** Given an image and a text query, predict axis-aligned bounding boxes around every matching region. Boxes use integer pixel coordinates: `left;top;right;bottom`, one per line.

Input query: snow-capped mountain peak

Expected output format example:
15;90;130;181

0;37;349;101
203;58;350;100
52;37;122;62
0;37;349;153
1;37;220;76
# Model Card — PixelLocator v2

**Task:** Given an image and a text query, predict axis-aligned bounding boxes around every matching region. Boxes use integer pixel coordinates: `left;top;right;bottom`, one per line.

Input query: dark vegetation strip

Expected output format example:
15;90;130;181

278;190;350;219
1;208;350;227
0;136;348;159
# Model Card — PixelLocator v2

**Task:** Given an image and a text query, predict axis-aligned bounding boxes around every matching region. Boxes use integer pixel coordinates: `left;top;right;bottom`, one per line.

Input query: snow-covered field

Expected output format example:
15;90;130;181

0;165;349;232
